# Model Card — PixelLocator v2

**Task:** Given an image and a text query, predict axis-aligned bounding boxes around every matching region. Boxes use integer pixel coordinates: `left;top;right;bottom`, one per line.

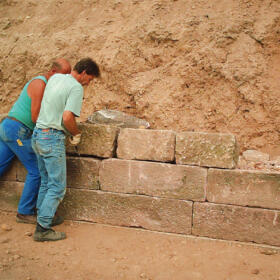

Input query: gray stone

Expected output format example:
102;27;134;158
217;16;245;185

59;188;193;234
192;202;280;247
207;169;280;210
176;132;239;168
100;159;206;201
117;128;175;162
66;123;119;158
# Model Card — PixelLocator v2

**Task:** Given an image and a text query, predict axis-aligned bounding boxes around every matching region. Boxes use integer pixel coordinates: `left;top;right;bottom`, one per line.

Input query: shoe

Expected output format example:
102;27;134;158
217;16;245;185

51;215;64;226
33;228;66;242
16;213;36;224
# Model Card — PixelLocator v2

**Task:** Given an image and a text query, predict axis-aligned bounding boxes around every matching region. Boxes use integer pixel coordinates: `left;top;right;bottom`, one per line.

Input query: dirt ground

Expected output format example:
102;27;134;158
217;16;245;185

0;211;280;280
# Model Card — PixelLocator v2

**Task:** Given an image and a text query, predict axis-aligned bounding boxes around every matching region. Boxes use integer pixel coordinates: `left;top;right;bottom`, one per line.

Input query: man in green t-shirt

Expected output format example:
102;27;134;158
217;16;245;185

32;58;100;242
0;58;71;224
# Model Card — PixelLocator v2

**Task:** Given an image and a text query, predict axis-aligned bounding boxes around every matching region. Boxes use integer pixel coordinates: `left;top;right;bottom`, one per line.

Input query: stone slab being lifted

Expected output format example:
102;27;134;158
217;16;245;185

176;132;239;169
66;123;119;158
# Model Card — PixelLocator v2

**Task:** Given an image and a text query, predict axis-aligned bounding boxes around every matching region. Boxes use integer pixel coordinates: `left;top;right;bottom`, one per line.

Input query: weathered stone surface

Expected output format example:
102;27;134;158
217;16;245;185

66;157;101;189
207;169;280;210
176;132;239;169
0;160;17;181
87;109;150;129
0;159;27;182
16;160;27;182
192;202;280;247
100;159;206;201
66;123;119;158
242;150;269;162
59;188;193;234
0;181;23;211
117;128;175;162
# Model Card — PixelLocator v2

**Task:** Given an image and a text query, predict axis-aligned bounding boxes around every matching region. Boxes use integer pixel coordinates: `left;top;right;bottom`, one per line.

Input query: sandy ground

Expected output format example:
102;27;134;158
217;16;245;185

0;211;280;280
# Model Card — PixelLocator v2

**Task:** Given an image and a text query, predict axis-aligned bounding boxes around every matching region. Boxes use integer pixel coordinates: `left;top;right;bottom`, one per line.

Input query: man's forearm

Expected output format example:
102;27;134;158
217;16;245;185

62;111;80;136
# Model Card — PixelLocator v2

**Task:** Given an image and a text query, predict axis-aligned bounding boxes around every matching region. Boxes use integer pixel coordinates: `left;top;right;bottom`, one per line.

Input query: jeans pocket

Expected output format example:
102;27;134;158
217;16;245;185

35;140;52;155
17;126;32;140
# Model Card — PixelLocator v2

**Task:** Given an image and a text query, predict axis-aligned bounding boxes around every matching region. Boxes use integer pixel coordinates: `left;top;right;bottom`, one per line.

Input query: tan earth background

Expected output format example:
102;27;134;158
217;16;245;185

0;0;280;156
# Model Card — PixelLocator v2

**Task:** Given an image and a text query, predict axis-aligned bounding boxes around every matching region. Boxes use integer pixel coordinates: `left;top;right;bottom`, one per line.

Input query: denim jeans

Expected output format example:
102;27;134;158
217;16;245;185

32;127;66;229
0;118;40;215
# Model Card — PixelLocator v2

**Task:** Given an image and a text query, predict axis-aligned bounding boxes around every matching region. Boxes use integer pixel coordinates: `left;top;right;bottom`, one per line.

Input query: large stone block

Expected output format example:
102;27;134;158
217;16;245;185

100;159;206;201
0;159;27;182
0;181;23;211
117;128;175;162
207;169;280;210
66;123;119;158
16;160;27;182
59;189;193;234
192;202;280;246
66;157;101;189
176;132;239;168
0;159;17;181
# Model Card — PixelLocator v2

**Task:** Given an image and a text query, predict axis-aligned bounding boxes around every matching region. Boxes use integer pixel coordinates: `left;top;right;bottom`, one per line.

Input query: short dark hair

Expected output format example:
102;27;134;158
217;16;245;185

74;58;100;77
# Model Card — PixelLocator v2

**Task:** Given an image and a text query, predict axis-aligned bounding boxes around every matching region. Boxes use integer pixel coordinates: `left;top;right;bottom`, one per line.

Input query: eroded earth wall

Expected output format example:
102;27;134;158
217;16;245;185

1;0;280;154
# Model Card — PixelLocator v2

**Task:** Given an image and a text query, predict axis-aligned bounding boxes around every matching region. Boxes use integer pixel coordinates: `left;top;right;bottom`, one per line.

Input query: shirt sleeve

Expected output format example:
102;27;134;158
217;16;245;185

64;85;83;117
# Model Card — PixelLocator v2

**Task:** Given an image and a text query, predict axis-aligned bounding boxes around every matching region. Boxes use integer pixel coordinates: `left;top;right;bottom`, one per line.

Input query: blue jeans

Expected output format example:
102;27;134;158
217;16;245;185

0;118;40;215
32;127;66;229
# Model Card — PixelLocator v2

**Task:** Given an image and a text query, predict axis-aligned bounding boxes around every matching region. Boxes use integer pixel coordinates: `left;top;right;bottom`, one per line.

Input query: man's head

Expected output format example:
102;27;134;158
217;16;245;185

50;58;71;75
73;58;100;86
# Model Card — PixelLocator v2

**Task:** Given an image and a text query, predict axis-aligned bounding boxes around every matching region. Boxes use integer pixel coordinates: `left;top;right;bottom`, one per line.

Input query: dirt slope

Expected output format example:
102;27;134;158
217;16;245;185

1;0;280;155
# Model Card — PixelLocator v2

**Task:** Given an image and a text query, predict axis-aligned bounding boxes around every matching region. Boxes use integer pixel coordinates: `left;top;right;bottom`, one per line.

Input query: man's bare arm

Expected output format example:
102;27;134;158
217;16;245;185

28;79;46;123
62;110;80;136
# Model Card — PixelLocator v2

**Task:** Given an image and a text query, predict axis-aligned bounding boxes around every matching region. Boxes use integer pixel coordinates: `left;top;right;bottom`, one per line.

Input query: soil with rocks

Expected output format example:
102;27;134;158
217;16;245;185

0;211;280;280
1;0;280;157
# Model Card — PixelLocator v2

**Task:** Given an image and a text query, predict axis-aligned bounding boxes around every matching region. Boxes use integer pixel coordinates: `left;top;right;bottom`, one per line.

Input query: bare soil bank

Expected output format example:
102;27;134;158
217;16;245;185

1;0;280;156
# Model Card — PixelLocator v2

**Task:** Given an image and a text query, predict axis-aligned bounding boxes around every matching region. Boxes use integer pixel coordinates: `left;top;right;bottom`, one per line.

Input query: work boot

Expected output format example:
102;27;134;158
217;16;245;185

33;223;66;242
51;215;64;226
16;213;36;224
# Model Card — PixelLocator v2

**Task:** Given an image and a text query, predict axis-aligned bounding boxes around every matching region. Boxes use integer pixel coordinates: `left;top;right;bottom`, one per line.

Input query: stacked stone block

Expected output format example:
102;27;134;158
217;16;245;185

1;122;279;247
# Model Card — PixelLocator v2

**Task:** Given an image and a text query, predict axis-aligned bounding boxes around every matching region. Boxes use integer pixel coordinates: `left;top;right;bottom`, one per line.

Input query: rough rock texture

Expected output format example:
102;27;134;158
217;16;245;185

1;0;280;156
66;123;119;158
176;132;239;168
192;202;280;247
66;157;101;189
117;128;175;162
242;149;270;162
0;159;27;182
99;158;206;201
207;169;280;210
59;188;193;234
0;181;23;211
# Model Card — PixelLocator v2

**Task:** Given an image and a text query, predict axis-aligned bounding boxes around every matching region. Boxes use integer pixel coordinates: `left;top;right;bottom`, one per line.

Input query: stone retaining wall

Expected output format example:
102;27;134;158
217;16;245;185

1;123;280;247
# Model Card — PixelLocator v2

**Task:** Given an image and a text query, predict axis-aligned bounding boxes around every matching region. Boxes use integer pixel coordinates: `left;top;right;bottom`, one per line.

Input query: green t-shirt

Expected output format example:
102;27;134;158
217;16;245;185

8;76;47;130
36;74;83;133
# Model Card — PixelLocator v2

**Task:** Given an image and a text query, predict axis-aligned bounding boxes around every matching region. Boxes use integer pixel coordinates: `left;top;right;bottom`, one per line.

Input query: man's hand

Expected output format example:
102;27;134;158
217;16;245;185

69;134;81;146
